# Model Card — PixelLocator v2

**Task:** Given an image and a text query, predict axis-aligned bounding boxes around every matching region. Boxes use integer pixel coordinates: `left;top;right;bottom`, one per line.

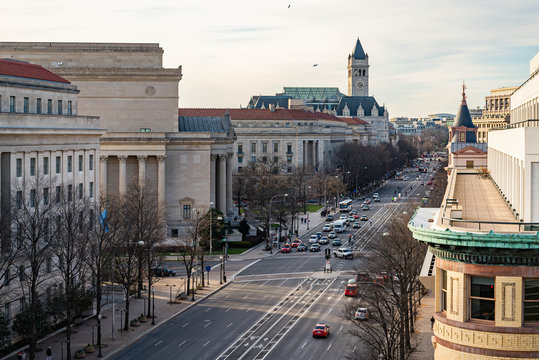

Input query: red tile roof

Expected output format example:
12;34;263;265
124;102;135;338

178;108;345;122
0;58;70;83
337;116;369;125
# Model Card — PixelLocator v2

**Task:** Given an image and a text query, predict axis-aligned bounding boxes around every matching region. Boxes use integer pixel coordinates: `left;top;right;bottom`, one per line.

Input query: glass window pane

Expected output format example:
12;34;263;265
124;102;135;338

525;279;539;301
524;302;539;322
470;276;494;298
470;298;495;320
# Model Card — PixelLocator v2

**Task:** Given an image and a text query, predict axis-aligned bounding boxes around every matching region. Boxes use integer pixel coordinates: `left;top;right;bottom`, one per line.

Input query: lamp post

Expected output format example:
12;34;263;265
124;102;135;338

151;286;155;325
219;255;223;284
324;176;338;216
269;193;288;253
136;240;145;299
97;314;103;357
209;202;214;256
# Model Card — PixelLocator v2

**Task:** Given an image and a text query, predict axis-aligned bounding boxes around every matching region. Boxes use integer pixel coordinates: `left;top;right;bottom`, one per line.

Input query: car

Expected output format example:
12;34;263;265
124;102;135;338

340;214;347;220
360;215;368;221
355;308;369;320
353;213;359;219
353;222;361;228
372;193;379;198
374;197;380;202
420;182;424;186
344;283;359;297
281;244;291;253
312;323;330;338
309;235;319;244
316;232;322;239
356;272;370;282
350;210;358;215
309;244;321;252
361;205;369;211
291;239;301;248
151;267;176;277
364;198;371;205
319;237;329;245
328;231;337;239
326;214;334;221
427;181;433;185
332;238;341;246
322;224;332;232
347;216;355;223
297;243;308;251
334;247;353;259
373;275;385;285
431;177;435;180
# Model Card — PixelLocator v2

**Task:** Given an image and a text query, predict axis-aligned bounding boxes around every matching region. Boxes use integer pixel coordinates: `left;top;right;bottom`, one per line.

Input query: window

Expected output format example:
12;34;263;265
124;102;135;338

57;100;63;115
139;128;151;132
43;157;49;175
273;156;279;163
56;156;61;173
16;158;22;177
251;142;256;153
16;191;22;209
89;154;94;171
287;144;292;154
466;161;474;169
67;185;73;201
47;99;52;114
238;166;243;172
171;229;179;238
30;157;36;176
78;183;83;199
55;186;61;203
469;276;495;321
78;155;83;171
460;131;466;142
237;144;243;154
36;98;42;114
89;182;94;198
441;269;447;312
251;156;256;163
287;166;292;173
273;142;279;153
262;143;268;154
9;96;15;112
44;218;49;243
67;101;72;115
43;187;49;205
262;156;267;163
30;189;36;207
23;97;29;113
183;205;191;219
287;156;292;164
238;156;243;163
67;156;72;172
524;279;539;322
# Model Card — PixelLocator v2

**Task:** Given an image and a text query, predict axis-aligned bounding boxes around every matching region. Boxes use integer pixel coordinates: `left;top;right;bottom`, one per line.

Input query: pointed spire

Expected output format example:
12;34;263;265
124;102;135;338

461;81;467;105
352;37;366;60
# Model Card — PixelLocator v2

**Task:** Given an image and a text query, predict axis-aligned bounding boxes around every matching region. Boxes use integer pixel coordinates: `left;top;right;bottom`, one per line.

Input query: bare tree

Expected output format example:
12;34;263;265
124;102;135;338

179;209;204;297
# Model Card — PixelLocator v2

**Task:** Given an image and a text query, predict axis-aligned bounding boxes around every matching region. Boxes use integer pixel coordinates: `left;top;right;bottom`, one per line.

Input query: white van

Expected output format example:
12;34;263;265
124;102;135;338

332;219;347;233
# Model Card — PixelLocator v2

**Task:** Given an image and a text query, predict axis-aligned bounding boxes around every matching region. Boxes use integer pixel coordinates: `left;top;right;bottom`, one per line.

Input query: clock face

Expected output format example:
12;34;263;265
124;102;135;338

356;81;364;89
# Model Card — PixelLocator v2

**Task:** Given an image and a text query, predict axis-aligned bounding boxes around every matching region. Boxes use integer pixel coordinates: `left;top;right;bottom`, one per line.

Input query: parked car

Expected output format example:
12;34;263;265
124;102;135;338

355;308;369;320
309;244;321;252
332;238;341;246
312;323;330;338
322;224;332;232
281;244;291;253
151;267;176;277
328;231;337;239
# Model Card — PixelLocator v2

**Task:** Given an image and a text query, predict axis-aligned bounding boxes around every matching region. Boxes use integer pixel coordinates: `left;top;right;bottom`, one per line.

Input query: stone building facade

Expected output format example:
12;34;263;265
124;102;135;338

473;86;517;143
510;52;539;124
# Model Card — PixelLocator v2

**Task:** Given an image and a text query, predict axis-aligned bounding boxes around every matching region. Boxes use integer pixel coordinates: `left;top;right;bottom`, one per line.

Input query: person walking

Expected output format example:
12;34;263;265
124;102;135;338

430;316;435;330
46;346;52;360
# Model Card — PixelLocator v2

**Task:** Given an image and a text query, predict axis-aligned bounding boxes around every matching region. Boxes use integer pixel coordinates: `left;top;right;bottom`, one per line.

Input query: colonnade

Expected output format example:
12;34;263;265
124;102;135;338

210;153;234;216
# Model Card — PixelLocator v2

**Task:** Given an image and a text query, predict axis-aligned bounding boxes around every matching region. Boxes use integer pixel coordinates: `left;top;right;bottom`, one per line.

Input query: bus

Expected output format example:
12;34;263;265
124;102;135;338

339;199;353;212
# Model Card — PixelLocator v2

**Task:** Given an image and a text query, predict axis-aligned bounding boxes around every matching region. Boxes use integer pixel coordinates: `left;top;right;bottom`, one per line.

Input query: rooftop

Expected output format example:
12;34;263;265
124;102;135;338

0;58;70;83
178;108;345;122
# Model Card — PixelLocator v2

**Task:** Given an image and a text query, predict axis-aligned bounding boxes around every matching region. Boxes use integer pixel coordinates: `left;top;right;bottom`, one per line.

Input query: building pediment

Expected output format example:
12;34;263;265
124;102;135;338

453;145;486;155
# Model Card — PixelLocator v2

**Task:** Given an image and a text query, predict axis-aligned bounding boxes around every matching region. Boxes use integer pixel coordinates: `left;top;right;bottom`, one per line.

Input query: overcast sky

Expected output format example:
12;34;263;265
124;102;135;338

2;0;538;117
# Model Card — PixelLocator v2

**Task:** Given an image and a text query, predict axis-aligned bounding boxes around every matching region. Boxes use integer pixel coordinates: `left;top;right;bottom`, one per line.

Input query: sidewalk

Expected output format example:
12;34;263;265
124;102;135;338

410;290;435;360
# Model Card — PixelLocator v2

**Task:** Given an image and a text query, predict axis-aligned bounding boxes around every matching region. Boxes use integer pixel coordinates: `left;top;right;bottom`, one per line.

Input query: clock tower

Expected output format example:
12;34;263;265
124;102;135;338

347;38;369;97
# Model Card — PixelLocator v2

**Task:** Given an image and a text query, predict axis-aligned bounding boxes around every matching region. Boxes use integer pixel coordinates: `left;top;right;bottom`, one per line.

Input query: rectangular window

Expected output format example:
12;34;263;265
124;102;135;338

287;166;292;173
67;101;72;115
67;156;72;172
78;183;83;199
89;154;94;171
139;128;151;132
67;184;73;201
262;156;267;163
19;265;25;282
10;96;15;112
183;205;191;219
466;160;474;169
16;191;22;209
56;186;61;203
43;157;49;175
287;156;292;164
30;189;36;207
78;155;83;171
441;269;447;312
238;166;243;172
16;158;22;177
262;143;268;154
273;156;279;163
56;156;61;173
460;132;466;142
43;187;49;205
524;279;539;322
273;142;278;153
36;98;42;114
251;142;256;153
47;99;52;114
57;100;63;115
23;97;29;113
237;144;243;154
89;182;94;198
171;229;179;238
44;218;49;243
287;144;292;154
469;276;495;321
30;157;36;176
251;156;256;163
238;156;243;164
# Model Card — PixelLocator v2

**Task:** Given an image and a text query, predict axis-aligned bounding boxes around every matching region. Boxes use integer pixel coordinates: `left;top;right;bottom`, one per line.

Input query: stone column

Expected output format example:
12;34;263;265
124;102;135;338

312;141;317;168
210;154;217;206
302;141;306;169
137;155;147;187
226;153;233;216
218;155;227;215
118;155;127;196
99;155;108;199
157;156;166;205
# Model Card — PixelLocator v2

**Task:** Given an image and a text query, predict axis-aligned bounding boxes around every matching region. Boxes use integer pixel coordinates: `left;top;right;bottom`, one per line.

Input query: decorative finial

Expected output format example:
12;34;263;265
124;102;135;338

461;81;467;104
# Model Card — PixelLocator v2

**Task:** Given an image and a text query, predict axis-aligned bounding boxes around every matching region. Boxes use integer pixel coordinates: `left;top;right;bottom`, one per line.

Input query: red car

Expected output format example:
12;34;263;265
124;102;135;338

281;244;291;253
427;181;433;185
312;323;330;338
291;240;301;248
345;284;359;297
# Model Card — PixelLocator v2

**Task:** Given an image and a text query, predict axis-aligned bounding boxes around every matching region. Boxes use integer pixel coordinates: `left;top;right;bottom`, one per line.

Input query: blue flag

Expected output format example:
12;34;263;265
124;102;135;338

99;209;109;233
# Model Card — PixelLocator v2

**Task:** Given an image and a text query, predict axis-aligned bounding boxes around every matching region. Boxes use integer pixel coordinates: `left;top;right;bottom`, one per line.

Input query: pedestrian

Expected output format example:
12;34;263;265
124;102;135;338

46;346;52;360
430;316;435;330
369;219;373;225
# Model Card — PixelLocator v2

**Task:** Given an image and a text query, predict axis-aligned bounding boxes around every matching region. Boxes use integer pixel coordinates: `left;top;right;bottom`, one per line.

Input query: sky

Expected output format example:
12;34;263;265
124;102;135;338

2;0;538;117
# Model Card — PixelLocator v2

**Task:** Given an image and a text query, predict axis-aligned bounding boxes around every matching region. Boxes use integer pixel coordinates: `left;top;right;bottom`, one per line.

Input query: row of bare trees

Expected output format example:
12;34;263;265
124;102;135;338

0;178;166;360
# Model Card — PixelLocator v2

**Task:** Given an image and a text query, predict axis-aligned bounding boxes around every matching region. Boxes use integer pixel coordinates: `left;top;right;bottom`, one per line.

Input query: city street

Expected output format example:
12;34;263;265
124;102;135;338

111;168;431;360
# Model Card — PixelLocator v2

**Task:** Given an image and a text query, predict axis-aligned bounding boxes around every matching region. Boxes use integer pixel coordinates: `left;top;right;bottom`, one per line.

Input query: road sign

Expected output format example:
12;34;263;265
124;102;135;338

325;260;332;273
205;266;211;272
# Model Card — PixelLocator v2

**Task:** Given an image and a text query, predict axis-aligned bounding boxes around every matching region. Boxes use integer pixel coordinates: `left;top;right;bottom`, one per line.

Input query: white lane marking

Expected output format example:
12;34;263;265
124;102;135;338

244;294;249;299
233;259;262;279
327;344;332;351
279;279;287;286
259;280;269;287
203;340;210;347
182;322;189;328
301;341;307;349
224;295;229;299
241;281;251;288
339;325;343;333
154;340;163;346
205;307;212;312
227;322;233;328
178;340;187;348
225;308;231;312
204;322;212;328
246;307;252;312
353;345;356;353
263;295;267;299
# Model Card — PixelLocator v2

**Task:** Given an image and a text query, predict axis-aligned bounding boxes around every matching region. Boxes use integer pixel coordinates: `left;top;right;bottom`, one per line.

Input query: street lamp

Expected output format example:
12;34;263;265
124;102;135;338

136;240;145;299
151;286;156;325
269;193;288;253
324;176;339;216
219;255;223;284
97;314;103;357
209;202;214;256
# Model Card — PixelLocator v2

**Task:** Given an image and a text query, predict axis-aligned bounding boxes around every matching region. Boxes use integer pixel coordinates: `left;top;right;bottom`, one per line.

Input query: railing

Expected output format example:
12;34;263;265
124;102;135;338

440;216;539;232
490;119;539;131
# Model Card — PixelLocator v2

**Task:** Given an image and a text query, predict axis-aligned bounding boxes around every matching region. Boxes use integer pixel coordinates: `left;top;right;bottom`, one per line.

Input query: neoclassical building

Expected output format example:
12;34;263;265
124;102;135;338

473;86;517;143
0;42;235;234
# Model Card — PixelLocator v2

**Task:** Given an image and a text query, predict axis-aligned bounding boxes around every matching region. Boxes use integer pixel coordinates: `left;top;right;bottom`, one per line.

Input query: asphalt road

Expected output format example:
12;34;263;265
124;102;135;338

111;166;433;360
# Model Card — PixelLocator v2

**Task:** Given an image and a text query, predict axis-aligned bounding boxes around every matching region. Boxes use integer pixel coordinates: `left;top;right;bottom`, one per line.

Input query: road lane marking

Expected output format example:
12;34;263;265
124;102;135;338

339;325;343;333
301;341;307;349
327;344;332;351
182;322;189;328
205;307;212;312
205;321;212;328
244;294;249;299
178;340;187;348
225;308;231;312
203;340;210;347
227;322;233;328
154;340;163;347
246;307;251;312
241;281;251;288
